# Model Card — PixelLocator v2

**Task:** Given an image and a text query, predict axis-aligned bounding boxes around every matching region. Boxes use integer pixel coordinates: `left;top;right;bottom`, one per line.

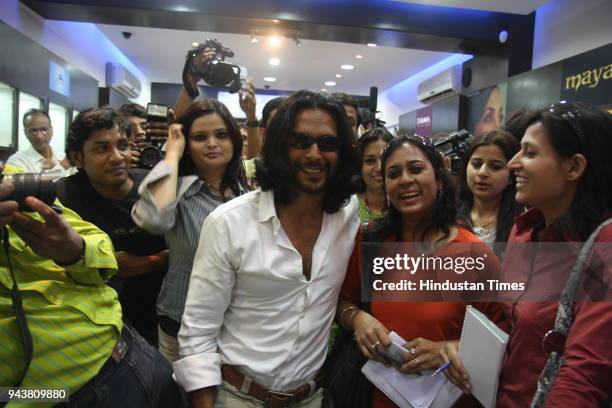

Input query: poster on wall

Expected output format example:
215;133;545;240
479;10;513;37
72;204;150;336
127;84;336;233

561;42;611;106
415;105;433;137
466;82;507;137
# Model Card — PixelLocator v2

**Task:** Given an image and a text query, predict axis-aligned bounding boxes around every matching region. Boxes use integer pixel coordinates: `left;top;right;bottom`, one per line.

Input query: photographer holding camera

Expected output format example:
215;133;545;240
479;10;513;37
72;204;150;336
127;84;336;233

0;162;180;407
118;103;174;170
176;40;261;160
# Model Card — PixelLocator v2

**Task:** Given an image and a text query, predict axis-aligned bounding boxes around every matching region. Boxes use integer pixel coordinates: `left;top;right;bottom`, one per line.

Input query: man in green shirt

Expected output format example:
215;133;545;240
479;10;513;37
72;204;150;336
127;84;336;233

0;163;180;407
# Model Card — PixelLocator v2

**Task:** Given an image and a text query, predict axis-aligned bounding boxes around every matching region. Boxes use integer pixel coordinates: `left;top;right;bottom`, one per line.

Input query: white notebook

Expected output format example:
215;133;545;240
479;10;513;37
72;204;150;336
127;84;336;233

362;331;462;408
459;305;509;408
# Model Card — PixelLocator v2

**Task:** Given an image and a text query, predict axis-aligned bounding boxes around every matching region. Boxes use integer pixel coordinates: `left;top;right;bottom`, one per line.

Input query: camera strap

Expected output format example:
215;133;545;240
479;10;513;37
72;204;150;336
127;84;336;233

182;49;201;99
1;226;33;394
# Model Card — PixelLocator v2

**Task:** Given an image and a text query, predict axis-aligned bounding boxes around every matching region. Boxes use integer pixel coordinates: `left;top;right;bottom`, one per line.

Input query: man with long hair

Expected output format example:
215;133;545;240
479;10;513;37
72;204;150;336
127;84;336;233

173;90;361;408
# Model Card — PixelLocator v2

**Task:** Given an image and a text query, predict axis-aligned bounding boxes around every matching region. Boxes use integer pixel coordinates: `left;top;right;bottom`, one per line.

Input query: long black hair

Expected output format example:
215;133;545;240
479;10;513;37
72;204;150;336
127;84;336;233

175;99;246;197
367;134;457;243
457;129;522;244
254;90;360;213
524;102;612;240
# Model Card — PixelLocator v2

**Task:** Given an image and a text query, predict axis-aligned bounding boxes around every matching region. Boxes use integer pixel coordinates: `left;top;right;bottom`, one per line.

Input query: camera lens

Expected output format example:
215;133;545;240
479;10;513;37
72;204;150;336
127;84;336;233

140;146;163;169
1;173;57;210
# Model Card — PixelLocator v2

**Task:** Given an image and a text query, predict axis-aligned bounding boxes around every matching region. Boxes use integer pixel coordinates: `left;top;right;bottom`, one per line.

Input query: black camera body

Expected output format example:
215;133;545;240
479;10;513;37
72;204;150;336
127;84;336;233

0;172;58;212
184;39;246;96
138;103;169;169
434;129;472;174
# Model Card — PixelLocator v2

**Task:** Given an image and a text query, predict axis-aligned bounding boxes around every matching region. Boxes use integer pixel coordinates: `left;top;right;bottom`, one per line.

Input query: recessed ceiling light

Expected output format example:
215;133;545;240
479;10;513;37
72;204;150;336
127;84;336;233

367;43;377;47
192;42;199;47
269;36;281;46
321;88;327;92
324;81;336;86
356;54;363;59
340;64;354;70
269;58;280;66
264;77;276;82
336;74;342;78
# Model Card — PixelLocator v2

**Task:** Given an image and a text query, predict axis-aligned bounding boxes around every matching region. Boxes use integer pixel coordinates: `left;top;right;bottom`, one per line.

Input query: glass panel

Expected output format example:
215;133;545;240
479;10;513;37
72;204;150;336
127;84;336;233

0;82;15;148
48;102;68;159
17;92;42;152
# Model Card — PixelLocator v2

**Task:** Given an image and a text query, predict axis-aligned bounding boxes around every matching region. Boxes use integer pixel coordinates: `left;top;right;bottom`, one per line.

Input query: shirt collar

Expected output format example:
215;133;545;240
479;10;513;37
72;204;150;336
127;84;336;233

514;207;545;234
514;207;575;242
24;146;59;163
257;189;278;223
183;177;206;199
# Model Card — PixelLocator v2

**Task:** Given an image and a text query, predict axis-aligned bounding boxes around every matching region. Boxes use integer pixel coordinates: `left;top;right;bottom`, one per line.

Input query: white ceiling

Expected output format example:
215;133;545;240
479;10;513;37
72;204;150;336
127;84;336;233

390;0;550;15
96;23;456;96
96;0;551;95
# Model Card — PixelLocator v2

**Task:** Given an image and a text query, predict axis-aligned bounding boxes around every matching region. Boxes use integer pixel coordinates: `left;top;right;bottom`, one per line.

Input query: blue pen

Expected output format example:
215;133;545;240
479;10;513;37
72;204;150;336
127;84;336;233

431;362;451;376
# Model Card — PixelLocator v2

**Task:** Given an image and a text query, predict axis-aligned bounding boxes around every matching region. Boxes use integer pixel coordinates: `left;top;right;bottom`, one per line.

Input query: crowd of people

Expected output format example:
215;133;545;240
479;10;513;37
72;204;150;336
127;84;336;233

1;50;611;408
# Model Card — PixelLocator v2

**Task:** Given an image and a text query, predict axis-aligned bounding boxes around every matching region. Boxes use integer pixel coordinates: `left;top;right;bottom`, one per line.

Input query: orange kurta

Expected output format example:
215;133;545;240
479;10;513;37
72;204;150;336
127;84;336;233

340;227;508;408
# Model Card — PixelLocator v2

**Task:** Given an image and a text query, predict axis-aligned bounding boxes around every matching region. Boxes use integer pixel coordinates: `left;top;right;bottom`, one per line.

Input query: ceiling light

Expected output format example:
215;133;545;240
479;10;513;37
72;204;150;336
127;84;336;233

264;77;276;82
269;58;280;66
340;64;354;70
367;43;377;47
356;54;363;59
336;74;342;78
321;88;327;92
269;36;281;46
324;81;336;86
192;42;199;47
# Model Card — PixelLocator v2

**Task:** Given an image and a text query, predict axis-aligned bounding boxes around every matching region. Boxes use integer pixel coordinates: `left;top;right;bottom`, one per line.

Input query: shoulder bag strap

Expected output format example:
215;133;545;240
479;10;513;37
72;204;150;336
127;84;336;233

530;218;612;407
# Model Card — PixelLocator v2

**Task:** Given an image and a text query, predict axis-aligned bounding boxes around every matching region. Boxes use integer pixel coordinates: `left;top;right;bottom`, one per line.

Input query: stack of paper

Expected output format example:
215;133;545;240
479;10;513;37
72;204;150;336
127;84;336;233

361;331;462;408
458;305;509;408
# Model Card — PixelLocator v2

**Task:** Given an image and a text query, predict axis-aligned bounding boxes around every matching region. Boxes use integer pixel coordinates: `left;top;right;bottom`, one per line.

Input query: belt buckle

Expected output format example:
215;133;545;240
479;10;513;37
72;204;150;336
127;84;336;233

266;390;295;408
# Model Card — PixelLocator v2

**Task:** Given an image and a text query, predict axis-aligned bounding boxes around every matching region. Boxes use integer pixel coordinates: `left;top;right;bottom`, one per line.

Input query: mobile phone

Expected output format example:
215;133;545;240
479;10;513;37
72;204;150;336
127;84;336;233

376;341;409;366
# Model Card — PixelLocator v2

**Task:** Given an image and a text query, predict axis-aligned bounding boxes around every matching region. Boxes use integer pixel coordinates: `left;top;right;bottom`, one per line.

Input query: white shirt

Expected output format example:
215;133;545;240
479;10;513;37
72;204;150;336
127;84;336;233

6;146;65;174
173;189;359;392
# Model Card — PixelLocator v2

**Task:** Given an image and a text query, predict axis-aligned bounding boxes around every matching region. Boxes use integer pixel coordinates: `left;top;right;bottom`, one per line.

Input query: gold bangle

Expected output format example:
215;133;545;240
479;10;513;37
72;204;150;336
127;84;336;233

340;306;361;328
344;308;361;329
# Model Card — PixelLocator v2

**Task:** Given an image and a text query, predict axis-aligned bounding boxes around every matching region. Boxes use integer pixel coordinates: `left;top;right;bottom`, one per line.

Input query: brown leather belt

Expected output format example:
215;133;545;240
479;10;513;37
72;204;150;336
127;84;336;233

221;365;323;408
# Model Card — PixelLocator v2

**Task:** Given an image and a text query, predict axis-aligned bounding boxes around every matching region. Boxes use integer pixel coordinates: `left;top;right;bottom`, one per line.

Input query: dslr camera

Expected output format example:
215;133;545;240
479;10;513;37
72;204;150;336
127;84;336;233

434;129;472;174
137;103;168;169
183;38;247;98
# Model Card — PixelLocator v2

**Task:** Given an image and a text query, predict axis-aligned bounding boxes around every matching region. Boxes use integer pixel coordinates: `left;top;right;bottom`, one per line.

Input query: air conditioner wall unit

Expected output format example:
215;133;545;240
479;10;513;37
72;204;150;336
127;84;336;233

106;62;141;99
417;65;462;104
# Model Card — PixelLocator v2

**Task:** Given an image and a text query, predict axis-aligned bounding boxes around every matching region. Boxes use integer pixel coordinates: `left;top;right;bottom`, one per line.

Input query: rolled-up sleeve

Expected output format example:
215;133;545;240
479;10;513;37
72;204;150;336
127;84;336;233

173;213;236;392
131;161;197;235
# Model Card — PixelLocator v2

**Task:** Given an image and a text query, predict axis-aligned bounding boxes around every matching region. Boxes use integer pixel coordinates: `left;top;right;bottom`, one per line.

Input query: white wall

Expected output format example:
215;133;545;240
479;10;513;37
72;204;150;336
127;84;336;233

533;0;612;69
0;0;151;105
377;54;473;127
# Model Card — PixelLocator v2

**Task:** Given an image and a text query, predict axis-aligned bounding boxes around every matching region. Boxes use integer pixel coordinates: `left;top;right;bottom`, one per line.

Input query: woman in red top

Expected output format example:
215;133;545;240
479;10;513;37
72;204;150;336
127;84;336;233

443;102;612;407
337;134;506;408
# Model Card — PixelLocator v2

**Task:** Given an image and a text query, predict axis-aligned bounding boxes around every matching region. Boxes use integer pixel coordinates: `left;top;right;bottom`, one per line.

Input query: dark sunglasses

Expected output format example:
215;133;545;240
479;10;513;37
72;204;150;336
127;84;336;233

289;133;341;152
